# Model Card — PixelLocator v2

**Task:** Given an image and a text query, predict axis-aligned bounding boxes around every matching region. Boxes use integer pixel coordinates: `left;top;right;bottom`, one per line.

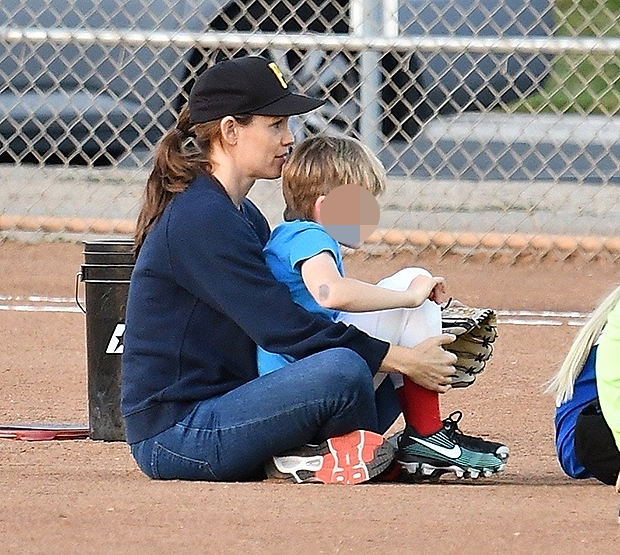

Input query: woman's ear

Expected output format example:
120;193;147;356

220;116;238;145
313;195;326;224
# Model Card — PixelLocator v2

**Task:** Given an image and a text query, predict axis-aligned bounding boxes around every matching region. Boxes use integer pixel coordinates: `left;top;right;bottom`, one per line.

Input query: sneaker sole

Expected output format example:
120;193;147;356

268;430;395;485
399;458;506;480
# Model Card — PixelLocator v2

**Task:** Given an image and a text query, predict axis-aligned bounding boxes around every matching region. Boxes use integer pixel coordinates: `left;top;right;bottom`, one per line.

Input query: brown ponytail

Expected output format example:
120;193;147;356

134;105;216;253
134;108;255;254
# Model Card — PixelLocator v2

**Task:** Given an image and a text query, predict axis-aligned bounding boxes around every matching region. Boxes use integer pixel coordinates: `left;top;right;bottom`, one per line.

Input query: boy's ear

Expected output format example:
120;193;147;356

313;195;326;223
220;116;238;145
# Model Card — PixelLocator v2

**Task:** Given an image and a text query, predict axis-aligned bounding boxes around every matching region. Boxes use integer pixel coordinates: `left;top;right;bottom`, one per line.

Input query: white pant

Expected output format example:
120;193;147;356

337;267;442;389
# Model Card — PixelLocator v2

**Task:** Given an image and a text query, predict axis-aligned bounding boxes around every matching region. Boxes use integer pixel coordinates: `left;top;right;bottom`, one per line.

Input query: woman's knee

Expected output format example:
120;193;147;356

311;347;374;389
304;348;379;434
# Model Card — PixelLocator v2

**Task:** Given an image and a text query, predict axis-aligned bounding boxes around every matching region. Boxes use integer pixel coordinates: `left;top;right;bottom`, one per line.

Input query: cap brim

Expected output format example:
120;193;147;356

252;93;325;117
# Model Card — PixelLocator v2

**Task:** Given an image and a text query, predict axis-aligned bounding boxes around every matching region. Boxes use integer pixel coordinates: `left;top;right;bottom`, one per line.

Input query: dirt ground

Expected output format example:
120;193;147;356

1;241;619;555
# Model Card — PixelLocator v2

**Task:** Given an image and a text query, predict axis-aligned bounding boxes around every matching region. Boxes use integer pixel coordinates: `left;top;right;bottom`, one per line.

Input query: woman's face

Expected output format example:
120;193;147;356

235;115;295;180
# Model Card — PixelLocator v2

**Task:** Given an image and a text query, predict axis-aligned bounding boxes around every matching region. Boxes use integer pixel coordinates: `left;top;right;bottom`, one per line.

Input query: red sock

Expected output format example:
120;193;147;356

396;377;442;436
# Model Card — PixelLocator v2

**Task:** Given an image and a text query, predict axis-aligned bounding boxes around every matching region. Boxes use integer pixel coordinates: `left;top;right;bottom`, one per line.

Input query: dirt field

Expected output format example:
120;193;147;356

1;241;619;555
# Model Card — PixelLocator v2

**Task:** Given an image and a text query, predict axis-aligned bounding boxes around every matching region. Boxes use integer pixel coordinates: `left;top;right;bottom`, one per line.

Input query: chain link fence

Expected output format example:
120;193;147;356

0;0;618;260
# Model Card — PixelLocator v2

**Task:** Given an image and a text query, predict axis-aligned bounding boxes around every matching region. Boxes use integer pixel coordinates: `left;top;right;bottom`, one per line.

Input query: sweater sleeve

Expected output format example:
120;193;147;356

166;184;389;374
596;299;620;450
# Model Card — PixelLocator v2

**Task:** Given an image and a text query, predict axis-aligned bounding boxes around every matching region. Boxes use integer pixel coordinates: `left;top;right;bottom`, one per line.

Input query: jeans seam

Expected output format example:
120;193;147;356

177;398;331;434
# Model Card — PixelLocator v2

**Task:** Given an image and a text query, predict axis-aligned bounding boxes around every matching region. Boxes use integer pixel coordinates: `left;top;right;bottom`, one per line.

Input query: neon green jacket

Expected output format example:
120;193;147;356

597;299;620;450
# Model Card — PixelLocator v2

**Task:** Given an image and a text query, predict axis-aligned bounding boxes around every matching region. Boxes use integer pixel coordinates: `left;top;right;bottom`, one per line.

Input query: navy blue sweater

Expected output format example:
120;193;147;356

121;175;389;444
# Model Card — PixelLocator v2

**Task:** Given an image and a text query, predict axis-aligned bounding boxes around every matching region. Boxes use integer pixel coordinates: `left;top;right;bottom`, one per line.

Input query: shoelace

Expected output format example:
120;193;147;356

442;410;487;444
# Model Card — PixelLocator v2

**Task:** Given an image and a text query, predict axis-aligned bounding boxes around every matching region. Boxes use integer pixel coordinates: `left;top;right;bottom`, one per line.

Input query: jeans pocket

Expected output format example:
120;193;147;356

151;442;219;481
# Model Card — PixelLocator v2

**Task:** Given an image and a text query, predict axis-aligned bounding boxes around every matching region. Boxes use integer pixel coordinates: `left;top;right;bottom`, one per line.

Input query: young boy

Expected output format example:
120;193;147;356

259;135;508;480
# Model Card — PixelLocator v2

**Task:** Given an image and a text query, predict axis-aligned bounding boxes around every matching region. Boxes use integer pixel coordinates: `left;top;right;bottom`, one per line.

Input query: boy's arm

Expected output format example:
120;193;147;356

300;251;444;312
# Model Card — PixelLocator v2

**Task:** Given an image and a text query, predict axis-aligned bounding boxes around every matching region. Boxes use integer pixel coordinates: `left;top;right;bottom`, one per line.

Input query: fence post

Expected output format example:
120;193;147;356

352;0;383;153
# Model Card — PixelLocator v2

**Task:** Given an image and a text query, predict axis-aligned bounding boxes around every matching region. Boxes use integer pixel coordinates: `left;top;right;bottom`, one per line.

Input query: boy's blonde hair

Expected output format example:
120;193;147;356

546;284;620;406
281;135;386;221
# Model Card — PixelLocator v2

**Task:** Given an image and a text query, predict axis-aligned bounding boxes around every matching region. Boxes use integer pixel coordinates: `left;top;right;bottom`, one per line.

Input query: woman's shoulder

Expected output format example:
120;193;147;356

166;177;252;238
171;176;245;220
183;175;230;203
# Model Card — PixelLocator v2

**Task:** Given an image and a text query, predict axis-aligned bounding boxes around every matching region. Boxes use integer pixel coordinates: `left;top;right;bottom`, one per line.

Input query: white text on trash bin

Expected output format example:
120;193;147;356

106;323;126;354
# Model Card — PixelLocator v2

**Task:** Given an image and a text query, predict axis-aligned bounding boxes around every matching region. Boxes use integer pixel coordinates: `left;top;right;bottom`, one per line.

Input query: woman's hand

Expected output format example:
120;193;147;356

380;335;458;393
615;469;620;493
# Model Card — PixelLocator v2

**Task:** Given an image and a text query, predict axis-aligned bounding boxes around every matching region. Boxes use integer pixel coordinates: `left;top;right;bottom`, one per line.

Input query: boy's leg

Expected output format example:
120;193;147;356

129;348;394;483
377;270;509;476
341;267;509;479
340;267;443;435
384;270;445;435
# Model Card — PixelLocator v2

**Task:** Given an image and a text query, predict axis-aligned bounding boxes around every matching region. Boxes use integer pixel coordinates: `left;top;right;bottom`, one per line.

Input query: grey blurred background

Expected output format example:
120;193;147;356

0;0;618;258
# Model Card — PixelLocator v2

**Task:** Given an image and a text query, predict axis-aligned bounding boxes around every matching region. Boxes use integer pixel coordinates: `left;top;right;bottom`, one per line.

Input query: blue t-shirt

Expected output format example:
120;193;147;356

258;220;344;374
554;345;598;479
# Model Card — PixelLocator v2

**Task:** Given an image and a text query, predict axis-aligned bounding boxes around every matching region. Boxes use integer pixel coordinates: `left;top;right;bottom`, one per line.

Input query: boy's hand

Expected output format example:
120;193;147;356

429;278;449;304
407;275;448;306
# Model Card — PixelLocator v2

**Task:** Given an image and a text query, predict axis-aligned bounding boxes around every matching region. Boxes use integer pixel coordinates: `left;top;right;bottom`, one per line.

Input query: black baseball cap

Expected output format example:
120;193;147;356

188;56;325;124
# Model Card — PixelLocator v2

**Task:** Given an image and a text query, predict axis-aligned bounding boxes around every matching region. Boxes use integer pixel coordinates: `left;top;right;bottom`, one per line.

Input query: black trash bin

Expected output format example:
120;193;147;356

77;240;135;441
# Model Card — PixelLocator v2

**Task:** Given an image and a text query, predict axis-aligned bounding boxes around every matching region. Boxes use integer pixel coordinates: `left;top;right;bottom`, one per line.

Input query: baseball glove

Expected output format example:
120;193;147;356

441;305;498;388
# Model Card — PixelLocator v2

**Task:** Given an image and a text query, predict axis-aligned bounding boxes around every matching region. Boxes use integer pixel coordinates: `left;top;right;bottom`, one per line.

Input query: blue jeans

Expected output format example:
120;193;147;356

130;348;401;481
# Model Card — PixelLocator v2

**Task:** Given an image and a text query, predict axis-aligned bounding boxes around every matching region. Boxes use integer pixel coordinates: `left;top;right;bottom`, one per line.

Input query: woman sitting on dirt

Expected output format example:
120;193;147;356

548;284;620;490
121;55;504;484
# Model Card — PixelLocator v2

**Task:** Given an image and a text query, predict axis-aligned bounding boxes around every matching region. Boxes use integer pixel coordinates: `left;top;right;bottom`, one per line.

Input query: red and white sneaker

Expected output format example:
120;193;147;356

265;430;396;484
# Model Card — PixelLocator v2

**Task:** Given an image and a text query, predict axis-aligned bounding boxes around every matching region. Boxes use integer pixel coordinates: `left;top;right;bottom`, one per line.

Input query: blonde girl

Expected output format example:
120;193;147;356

548;285;620;485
